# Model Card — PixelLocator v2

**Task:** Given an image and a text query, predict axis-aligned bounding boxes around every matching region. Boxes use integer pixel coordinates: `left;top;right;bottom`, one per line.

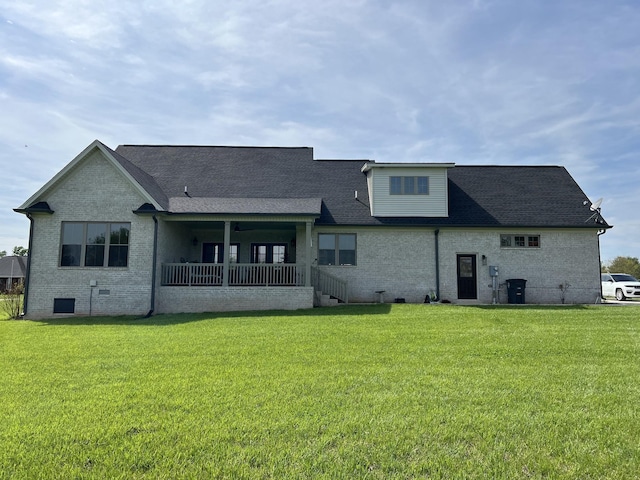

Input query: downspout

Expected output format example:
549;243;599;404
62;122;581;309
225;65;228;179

434;229;440;301
597;228;606;303
22;214;35;317
145;215;158;318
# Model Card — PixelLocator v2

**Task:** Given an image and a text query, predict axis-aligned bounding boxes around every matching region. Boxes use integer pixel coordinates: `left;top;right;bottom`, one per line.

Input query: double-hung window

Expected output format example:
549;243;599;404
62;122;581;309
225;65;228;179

60;222;130;267
318;234;356;266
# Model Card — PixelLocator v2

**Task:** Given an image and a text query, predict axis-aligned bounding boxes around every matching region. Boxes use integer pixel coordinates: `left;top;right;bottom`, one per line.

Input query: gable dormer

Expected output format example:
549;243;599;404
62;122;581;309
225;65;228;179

361;162;454;217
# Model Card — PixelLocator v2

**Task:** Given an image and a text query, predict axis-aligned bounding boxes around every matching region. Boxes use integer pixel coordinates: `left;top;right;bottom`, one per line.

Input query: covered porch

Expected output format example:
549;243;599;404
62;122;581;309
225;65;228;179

159;217;314;287
145;197;348;312
149;196;324;312
155;216;317;312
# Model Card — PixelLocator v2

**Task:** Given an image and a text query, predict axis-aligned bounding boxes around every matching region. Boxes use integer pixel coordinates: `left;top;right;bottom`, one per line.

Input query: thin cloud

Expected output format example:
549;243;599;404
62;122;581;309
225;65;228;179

1;0;639;260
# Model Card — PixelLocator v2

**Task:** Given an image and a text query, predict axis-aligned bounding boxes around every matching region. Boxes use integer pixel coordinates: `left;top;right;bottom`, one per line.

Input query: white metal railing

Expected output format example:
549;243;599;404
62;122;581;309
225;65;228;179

161;263;304;286
311;267;348;303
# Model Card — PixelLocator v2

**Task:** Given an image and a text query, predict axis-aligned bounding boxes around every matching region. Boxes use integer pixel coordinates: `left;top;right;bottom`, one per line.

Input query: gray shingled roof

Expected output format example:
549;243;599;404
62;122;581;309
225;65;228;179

0;256;27;278
102;143;169;208
113;145;609;229
168;197;322;215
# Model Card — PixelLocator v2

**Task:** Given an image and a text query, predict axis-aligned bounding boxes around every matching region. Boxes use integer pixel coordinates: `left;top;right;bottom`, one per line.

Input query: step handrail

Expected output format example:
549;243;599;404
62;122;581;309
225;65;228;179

310;266;348;303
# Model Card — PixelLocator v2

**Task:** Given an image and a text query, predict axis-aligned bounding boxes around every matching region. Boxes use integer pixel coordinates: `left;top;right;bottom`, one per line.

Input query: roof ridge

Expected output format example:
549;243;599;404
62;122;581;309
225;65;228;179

453;164;563;168
118;145;312;149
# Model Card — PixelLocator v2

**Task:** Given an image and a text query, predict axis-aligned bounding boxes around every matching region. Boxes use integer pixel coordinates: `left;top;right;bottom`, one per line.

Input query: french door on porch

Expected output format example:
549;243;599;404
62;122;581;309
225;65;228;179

457;254;478;300
251;243;287;264
202;243;239;264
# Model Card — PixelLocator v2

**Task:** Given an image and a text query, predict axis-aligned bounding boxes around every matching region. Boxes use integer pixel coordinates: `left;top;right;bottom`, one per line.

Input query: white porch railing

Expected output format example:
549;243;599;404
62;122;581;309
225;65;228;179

229;264;303;286
162;263;223;286
161;263;304;286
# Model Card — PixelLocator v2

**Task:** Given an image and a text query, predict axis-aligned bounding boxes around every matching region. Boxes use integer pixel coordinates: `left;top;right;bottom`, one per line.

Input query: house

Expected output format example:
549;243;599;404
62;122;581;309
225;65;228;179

15;140;610;318
0;256;27;292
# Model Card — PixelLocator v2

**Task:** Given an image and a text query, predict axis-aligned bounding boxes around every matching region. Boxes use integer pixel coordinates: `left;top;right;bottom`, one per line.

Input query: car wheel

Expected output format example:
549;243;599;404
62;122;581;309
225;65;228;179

616;289;626;301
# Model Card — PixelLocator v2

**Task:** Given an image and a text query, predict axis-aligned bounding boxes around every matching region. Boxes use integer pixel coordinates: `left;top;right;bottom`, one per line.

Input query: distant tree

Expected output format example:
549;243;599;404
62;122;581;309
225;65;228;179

12;246;28;257
603;256;640;278
0;250;6;258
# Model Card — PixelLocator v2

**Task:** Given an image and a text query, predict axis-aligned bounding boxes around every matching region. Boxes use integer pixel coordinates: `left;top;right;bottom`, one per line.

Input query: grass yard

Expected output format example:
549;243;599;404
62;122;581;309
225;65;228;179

1;304;639;479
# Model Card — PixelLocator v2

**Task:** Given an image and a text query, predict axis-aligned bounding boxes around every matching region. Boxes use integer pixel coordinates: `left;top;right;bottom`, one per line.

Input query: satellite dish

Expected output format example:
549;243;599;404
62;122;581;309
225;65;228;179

590;198;603;211
585;197;605;224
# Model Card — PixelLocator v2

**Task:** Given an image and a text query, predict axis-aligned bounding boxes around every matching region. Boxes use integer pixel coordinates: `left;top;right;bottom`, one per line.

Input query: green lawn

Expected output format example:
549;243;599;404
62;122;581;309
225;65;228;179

1;305;639;479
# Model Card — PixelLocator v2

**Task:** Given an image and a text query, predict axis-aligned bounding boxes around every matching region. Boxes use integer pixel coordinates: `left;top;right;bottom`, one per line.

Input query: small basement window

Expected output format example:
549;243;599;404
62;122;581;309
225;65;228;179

53;298;75;314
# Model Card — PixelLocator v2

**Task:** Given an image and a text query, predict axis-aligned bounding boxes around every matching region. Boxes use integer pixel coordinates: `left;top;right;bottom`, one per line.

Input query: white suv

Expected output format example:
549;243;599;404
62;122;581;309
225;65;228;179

601;273;640;301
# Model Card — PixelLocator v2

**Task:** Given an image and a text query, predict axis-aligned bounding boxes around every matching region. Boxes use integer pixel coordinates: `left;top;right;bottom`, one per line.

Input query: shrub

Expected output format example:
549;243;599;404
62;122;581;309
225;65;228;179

1;282;24;319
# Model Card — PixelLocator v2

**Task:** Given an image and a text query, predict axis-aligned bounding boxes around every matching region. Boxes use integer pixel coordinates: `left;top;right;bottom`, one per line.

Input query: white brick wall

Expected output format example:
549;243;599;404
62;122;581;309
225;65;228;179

313;226;602;305
314;227;437;303
432;228;600;304
156;286;314;313
25;150;155;318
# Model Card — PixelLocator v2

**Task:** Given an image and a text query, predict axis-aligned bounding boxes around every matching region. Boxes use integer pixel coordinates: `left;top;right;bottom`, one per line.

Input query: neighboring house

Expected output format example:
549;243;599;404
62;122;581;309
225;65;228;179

15;140;610;318
0;255;27;292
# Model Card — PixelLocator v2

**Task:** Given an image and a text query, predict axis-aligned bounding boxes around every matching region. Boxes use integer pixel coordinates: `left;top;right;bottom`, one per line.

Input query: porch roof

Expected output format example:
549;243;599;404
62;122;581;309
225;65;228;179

167;197;322;215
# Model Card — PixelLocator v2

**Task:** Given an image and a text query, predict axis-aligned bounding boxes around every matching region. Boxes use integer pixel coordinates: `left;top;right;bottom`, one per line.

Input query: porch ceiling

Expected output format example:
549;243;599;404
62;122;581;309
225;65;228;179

180;220;300;231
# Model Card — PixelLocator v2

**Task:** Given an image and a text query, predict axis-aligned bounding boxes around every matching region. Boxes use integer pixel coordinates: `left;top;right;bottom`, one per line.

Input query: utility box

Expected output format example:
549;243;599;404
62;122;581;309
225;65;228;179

489;266;499;277
506;278;527;304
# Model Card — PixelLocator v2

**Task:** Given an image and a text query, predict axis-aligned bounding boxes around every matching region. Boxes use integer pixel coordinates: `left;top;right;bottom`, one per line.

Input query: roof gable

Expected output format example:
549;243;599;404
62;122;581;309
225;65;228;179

17;140;164;211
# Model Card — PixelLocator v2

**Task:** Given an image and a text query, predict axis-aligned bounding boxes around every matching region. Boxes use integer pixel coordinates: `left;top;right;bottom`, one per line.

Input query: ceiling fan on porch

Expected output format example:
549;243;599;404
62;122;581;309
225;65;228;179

234;222;256;232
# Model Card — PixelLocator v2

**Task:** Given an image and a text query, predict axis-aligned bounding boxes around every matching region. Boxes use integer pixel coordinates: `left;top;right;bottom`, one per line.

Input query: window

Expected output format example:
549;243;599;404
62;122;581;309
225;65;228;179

500;234;540;248
417;176;429;194
318;234;356;266
202;243;239;264
390;176;402;195
109;223;130;266
389;176;429;195
60;223;83;266
60;222;130;267
251;244;287;264
85;224;106;266
404;177;415;194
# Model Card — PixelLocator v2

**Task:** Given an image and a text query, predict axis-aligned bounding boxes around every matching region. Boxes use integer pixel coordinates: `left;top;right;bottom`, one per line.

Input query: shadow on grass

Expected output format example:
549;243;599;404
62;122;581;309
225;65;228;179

32;303;394;326
29;302;609;327
467;304;595;310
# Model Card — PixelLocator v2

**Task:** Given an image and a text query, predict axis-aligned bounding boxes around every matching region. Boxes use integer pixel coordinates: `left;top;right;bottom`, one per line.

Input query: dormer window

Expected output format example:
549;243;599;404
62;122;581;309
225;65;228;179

361;162;453;217
390;176;429;195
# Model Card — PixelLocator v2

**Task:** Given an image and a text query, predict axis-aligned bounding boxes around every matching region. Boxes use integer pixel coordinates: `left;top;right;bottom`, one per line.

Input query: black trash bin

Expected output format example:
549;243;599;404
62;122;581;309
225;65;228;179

506;279;527;304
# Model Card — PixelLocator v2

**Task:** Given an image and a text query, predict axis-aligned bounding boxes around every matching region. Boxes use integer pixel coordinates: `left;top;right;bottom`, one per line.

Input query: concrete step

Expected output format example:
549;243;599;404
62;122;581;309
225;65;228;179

320;294;339;307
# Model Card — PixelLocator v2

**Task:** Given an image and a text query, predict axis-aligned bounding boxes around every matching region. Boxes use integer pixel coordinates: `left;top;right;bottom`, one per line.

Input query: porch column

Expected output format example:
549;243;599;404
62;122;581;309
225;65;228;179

305;221;312;287
223;221;231;286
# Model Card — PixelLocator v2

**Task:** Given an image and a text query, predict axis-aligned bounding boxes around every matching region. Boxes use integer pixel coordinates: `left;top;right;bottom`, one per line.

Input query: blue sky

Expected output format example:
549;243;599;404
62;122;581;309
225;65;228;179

1;0;639;262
